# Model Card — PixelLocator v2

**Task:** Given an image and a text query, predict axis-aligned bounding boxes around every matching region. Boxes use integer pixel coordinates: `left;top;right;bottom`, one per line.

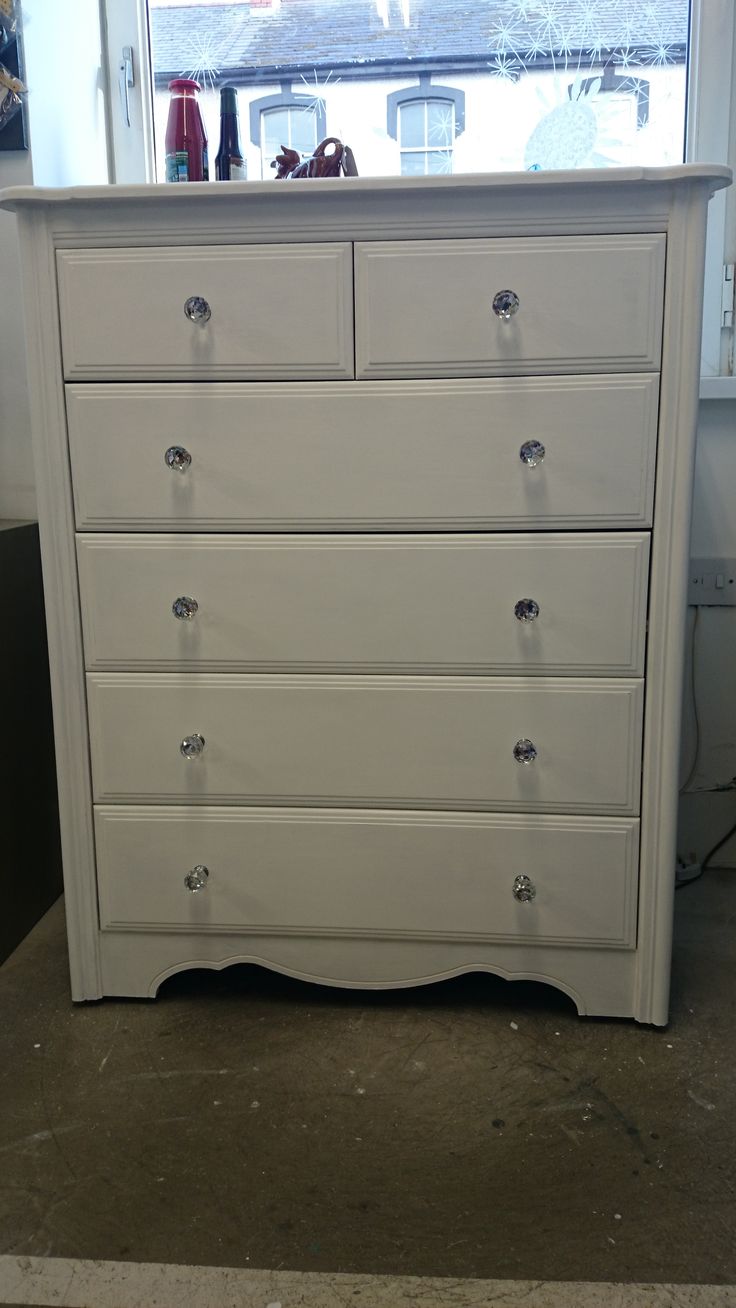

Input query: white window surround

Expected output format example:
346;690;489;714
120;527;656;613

101;0;735;390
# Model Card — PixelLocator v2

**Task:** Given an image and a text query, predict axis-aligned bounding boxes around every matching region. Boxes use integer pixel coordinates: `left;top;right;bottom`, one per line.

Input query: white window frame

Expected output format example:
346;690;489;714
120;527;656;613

686;0;736;390
101;0;735;385
100;0;156;185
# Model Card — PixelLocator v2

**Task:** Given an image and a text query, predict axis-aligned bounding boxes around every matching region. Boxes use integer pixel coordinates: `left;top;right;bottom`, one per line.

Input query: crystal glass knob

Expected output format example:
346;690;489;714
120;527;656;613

173;596;198;621
515;598;540;622
520;440;545;468
512;874;536;903
513;738;537;765
184;864;210;893
492;289;520;320
184;295;212;324
165;445;192;473
180;732;205;760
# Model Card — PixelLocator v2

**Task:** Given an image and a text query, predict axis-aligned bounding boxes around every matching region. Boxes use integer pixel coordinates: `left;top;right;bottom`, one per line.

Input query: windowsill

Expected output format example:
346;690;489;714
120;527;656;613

699;376;736;400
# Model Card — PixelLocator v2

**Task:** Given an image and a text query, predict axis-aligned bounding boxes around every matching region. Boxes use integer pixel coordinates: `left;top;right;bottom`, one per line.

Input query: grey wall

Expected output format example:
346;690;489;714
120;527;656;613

0;151;35;519
679;400;736;867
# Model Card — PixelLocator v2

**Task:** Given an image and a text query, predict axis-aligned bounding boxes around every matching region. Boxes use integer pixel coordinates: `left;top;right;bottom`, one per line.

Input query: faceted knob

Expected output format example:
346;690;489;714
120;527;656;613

513;738;537;764
492;289;520;320
184;295;212;324
184;864;210;893
173;596;198;621
512;874;536;903
165;445;192;473
515;598;540;622
520;440;545;468
180;732;206;760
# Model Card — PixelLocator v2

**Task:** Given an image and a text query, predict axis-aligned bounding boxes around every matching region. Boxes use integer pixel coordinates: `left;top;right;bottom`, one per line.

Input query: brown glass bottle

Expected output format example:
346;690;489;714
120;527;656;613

215;85;246;180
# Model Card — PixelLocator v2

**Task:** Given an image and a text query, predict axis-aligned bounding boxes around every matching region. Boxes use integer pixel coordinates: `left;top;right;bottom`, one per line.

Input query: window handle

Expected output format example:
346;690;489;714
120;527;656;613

119;45;134;129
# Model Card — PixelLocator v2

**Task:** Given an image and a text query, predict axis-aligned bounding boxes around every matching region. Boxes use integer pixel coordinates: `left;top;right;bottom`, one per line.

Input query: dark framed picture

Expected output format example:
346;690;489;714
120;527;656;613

0;12;27;151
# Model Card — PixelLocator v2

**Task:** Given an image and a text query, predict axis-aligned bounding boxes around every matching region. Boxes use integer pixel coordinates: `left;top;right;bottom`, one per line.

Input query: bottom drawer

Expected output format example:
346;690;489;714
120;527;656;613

95;807;639;949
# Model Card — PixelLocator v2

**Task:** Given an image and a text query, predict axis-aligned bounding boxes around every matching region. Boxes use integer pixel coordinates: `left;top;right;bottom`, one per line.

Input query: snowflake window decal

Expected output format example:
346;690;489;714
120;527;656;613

180;9;249;91
299;69;342;122
181;32;222;92
427;104;455;150
485;0;687;171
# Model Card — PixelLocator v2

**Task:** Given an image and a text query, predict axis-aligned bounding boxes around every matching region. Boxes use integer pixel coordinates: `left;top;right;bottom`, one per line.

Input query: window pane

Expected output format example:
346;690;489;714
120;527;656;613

289;107;318;155
592;93;639;143
261;106;317;177
147;0;690;180
400;151;427;176
261;108;290;156
426;149;453;175
426;101;454;149
399;102;425;149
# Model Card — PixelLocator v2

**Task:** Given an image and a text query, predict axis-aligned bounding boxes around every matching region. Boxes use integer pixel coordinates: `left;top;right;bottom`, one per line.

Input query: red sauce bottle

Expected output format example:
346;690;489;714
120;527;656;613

165;79;209;182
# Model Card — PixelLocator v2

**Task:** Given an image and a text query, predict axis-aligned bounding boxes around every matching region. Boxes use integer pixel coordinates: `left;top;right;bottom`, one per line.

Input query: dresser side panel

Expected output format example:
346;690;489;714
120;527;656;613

635;186;711;1025
15;210;101;1000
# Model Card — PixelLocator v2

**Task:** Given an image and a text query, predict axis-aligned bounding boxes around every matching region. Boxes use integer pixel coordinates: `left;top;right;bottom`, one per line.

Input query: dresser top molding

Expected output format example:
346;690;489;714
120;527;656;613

1;165;731;207
0;166;730;246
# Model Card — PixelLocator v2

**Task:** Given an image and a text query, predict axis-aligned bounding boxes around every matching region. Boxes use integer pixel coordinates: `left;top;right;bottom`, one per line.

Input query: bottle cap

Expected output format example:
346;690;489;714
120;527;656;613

169;78;201;93
220;85;238;114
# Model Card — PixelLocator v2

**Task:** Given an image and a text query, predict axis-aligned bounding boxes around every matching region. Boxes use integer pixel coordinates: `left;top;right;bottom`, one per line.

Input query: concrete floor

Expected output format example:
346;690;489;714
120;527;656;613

0;874;734;1288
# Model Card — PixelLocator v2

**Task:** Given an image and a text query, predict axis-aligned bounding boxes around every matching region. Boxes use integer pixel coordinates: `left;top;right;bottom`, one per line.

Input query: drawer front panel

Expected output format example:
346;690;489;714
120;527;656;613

96;806;639;949
77;532;650;676
87;674;643;813
355;235;665;377
67;376;659;532
57;245;354;380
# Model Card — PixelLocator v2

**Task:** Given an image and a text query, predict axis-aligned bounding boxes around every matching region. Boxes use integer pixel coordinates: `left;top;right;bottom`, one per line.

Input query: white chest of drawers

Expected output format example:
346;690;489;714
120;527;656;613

3;167;729;1023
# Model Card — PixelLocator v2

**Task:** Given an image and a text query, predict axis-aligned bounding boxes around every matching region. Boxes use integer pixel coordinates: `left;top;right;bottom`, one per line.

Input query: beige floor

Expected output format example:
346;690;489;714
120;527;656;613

2;1257;736;1307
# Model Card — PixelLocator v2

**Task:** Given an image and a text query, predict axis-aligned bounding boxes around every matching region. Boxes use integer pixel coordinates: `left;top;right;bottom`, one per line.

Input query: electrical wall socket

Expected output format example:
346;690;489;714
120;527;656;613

688;557;736;606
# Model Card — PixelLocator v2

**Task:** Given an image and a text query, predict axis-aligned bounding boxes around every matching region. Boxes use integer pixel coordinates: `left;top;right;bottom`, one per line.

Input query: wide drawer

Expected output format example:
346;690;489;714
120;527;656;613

87;673;643;813
355;235;665;378
77;532;650;676
57;245;354;380
66;376;659;532
95;806;639;949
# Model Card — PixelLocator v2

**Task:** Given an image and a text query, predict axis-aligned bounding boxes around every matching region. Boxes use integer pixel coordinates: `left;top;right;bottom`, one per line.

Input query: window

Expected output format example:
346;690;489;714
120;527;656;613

398;100;455;175
248;87;327;178
258;103;319;178
387;78;465;172
574;70;650;132
137;0;692;181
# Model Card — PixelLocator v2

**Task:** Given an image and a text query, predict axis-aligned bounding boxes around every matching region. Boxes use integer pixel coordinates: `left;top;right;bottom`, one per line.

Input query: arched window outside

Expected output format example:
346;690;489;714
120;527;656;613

398;98;455;175
259;103;320;178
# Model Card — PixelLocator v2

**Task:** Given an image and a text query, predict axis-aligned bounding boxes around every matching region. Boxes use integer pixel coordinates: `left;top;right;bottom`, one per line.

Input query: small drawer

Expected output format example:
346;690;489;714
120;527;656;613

95;806;639;949
67;375;659;532
87;673;643;814
57;244;354;380
355;235;665;378
77;532;650;677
